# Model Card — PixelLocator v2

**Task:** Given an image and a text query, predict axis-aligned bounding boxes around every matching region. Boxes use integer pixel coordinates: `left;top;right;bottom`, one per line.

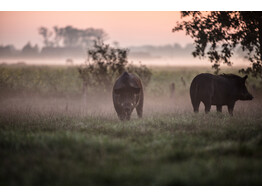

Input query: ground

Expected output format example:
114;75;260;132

0;65;262;185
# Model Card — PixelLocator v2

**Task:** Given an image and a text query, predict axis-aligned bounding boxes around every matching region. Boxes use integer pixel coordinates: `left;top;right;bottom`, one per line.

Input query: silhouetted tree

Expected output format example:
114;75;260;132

38;27;54;47
0;45;17;57
173;11;262;78
39;26;107;48
78;41;152;98
53;26;63;47
21;42;39;56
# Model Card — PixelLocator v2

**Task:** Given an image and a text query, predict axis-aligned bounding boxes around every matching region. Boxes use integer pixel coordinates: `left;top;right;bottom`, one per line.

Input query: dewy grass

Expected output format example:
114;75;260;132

0;65;262;185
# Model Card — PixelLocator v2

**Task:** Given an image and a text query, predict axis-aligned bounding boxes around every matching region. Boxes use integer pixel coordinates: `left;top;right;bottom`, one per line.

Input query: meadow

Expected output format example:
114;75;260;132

0;64;262;185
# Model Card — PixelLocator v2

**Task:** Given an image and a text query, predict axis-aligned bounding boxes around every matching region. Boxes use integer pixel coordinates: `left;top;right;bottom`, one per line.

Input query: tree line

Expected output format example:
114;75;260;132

0;26;107;58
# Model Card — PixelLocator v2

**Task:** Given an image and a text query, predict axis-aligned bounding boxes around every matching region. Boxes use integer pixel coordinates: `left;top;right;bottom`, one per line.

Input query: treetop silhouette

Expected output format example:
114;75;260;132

173;11;262;77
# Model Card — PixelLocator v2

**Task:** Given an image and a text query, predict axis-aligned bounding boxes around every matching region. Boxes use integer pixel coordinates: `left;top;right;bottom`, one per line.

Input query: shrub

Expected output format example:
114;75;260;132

78;41;152;94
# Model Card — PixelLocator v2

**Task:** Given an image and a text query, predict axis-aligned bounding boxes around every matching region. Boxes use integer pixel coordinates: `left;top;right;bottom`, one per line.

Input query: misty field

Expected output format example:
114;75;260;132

1;65;262;185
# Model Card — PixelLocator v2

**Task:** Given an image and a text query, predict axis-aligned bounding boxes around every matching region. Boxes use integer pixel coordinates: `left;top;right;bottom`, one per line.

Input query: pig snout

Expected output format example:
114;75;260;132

124;107;131;113
122;103;133;114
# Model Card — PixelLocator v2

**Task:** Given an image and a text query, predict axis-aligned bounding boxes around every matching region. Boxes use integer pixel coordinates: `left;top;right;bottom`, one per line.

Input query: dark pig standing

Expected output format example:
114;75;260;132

190;73;253;115
112;72;144;120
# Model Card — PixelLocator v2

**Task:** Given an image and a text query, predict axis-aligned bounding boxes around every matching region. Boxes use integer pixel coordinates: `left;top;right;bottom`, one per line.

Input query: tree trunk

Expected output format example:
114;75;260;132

259;27;262;62
258;13;262;61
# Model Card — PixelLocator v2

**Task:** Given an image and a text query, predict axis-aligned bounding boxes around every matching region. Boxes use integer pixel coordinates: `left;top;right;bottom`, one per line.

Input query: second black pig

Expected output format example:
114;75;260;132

190;73;253;115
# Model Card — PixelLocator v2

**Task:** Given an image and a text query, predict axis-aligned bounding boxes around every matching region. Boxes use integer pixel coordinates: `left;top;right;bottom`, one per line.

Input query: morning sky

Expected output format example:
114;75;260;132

0;11;193;49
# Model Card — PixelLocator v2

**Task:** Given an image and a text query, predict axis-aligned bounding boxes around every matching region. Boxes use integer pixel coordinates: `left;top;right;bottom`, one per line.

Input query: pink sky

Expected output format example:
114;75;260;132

0;11;192;49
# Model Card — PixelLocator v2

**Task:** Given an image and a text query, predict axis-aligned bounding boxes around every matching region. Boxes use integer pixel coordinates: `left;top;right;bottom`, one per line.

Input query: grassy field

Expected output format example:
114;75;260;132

0;65;262;185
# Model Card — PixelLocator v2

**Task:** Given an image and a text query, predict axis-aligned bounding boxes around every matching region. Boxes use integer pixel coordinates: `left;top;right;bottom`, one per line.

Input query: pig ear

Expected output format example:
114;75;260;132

243;75;248;80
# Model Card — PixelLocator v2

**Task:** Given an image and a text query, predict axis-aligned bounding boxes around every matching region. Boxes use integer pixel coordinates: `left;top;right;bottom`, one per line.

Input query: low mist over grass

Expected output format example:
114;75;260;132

0;65;262;185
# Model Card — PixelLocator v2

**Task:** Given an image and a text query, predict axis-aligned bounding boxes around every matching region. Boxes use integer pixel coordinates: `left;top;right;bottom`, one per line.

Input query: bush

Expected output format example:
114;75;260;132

126;63;152;88
78;41;152;93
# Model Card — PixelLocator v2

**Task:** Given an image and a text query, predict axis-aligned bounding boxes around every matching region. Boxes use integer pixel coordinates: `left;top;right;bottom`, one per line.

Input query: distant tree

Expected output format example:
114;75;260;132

112;41;119;47
0;45;17;57
173;11;262;78
80;27;108;47
39;26;108;48
21;42;39;56
38;27;54;47
53;26;63;47
60;26;80;47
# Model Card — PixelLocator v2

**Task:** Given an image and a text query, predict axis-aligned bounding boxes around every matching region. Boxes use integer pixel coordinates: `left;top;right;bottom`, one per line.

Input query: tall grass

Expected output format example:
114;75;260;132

0;65;262;185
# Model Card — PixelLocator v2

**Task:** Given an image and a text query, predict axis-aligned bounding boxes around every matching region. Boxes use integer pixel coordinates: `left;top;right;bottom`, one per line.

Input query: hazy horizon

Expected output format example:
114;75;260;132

0;11;193;49
0;11;250;67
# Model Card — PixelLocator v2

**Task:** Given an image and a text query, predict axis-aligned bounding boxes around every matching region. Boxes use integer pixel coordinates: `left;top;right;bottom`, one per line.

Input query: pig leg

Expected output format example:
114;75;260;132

115;106;126;121
192;100;200;113
117;112;125;121
227;102;235;116
216;105;222;112
136;101;143;118
203;99;211;114
136;94;144;118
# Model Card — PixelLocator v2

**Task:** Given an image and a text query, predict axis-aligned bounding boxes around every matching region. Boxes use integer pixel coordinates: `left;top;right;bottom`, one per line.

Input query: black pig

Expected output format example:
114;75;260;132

112;72;144;120
190;73;253;115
